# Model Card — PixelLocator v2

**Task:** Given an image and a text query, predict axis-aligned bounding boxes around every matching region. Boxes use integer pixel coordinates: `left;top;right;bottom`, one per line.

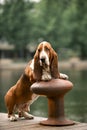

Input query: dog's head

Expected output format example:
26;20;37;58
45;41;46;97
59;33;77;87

34;41;59;81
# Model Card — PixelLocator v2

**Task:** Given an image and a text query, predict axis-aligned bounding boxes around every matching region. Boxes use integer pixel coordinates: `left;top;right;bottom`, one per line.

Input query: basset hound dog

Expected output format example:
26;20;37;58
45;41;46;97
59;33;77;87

5;41;68;121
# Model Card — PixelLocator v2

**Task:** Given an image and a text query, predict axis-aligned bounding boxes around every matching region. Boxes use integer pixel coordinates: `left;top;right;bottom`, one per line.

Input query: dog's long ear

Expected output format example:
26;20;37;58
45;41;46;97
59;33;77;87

50;48;60;78
34;50;42;81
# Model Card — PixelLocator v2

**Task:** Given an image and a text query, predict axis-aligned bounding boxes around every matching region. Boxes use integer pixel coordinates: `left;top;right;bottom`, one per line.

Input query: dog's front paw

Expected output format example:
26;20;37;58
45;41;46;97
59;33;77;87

22;111;34;120
9;115;17;122
42;73;52;81
60;73;69;80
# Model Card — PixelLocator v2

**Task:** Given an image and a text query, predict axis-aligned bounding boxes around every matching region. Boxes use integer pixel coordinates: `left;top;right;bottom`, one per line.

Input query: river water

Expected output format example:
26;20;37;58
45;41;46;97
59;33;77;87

0;69;87;123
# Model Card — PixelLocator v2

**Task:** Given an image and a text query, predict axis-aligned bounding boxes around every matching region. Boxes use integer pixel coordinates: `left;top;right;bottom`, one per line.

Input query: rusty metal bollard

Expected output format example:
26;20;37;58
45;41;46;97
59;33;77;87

31;79;75;126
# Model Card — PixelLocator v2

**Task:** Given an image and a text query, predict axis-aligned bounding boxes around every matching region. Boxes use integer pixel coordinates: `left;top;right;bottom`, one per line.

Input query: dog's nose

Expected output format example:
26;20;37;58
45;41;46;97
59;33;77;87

40;57;45;63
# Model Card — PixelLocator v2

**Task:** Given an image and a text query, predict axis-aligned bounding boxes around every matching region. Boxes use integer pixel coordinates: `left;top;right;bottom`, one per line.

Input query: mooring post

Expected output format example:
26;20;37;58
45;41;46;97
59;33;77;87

31;79;75;126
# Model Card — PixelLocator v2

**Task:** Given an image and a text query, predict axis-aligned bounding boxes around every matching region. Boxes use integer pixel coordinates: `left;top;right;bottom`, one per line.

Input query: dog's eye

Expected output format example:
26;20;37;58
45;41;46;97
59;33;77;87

45;47;50;52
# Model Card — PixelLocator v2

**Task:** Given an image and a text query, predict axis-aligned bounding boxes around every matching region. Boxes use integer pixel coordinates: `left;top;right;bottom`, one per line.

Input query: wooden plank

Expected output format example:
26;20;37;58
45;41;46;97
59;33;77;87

0;113;87;130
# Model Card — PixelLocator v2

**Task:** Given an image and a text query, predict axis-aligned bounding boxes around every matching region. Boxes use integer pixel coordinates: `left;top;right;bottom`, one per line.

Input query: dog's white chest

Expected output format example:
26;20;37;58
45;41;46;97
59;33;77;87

41;67;52;81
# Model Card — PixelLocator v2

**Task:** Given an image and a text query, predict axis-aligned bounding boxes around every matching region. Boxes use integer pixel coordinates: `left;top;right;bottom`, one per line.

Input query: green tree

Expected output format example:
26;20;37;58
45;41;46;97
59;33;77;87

0;0;87;59
32;0;73;50
75;0;87;59
0;3;4;39
34;0;87;59
1;0;33;57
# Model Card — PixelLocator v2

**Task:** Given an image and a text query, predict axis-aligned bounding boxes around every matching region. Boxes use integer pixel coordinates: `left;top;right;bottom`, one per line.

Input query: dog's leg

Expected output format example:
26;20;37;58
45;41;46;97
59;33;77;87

9;114;17;121
21;111;34;119
18;94;39;120
5;89;18;121
8;106;18;121
18;104;34;119
18;110;34;119
22;94;39;119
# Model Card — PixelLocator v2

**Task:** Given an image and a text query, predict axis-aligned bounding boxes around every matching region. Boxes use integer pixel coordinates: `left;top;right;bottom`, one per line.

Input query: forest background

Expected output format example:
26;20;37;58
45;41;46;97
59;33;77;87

0;0;87;60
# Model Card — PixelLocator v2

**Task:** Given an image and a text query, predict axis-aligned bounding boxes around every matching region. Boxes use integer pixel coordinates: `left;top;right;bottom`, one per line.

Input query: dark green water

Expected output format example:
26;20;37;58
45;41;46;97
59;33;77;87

0;69;87;123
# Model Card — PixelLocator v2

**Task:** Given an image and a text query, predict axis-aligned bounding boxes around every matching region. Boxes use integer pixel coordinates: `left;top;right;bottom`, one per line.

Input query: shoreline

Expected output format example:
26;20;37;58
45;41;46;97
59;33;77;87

0;59;87;70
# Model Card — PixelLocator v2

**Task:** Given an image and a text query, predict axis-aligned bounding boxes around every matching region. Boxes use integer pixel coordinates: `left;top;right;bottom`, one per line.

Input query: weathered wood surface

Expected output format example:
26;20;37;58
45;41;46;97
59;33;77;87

0;113;87;130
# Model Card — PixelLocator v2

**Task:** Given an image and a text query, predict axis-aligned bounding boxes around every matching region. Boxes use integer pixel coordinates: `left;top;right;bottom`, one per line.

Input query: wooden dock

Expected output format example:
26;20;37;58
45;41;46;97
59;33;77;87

0;113;87;130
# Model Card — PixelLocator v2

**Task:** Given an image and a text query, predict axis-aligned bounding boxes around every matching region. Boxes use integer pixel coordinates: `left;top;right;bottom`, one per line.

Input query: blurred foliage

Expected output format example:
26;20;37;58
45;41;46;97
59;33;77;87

0;0;87;59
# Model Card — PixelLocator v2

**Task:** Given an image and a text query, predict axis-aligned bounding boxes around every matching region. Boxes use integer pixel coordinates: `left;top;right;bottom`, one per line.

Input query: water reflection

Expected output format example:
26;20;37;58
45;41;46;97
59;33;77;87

64;70;87;122
0;69;87;122
0;69;22;112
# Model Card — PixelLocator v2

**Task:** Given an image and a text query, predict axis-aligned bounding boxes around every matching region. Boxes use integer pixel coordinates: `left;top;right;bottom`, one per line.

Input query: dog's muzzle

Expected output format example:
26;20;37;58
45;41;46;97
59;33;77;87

40;57;45;63
40;57;46;66
40;51;50;66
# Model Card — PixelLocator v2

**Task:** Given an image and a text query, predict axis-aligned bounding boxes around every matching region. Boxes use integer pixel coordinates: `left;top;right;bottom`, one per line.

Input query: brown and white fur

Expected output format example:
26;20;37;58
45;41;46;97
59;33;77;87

4;41;68;121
